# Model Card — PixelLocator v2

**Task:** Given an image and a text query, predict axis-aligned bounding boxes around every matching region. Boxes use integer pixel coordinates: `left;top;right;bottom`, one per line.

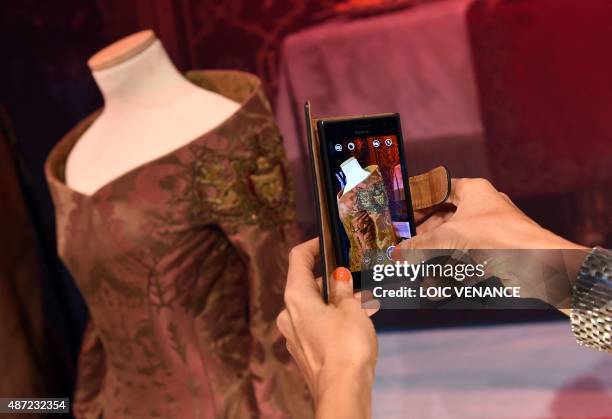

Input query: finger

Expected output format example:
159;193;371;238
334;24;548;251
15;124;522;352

329;267;354;305
285;339;294;355
276;309;294;339
354;289;374;302
285;340;313;394
416;210;454;235
413;207;437;225
361;298;381;317
286;339;298;361
413;203;456;226
285;239;324;305
353;290;380;316
287;239;319;285
277;309;304;363
316;277;323;293
393;231;436;255
419;276;455;301
446;178;497;207
446;178;466;206
392;233;452;275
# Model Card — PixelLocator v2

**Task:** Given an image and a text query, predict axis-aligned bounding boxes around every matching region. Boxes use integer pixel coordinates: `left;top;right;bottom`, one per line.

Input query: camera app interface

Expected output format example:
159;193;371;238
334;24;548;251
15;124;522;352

327;135;412;272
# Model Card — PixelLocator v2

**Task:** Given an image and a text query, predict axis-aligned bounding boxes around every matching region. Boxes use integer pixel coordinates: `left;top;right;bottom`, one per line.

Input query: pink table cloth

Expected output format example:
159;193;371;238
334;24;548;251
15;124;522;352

276;0;489;236
374;322;612;418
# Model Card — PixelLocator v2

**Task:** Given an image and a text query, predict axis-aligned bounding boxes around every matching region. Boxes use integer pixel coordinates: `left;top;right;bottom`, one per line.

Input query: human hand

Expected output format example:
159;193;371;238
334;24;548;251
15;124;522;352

277;239;378;419
397;178;586;251
393;178;588;307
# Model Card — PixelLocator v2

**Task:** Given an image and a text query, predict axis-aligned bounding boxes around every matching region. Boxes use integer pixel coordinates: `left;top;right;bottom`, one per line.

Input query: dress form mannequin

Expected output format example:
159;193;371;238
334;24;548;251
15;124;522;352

65;30;240;195
340;157;370;194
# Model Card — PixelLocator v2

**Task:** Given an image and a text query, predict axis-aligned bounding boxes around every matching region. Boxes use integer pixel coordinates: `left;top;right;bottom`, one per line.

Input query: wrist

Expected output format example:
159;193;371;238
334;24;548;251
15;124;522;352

511;224;588;250
315;362;374;416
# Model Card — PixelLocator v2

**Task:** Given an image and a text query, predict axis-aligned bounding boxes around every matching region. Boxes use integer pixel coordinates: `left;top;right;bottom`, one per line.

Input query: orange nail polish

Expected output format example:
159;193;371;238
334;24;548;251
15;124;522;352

333;267;352;282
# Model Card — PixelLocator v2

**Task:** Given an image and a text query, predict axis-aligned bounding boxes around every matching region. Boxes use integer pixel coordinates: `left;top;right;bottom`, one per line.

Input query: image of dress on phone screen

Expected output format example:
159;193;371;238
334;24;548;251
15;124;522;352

337;157;398;271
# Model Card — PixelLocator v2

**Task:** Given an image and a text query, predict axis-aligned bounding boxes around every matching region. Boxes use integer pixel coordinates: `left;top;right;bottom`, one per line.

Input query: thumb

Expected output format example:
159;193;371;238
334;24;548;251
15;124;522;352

390;232;452;270
391;232;436;259
329;267;354;305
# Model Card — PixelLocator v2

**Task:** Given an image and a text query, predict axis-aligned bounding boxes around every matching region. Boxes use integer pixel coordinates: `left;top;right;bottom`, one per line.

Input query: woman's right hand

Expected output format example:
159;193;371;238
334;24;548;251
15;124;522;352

277;239;378;419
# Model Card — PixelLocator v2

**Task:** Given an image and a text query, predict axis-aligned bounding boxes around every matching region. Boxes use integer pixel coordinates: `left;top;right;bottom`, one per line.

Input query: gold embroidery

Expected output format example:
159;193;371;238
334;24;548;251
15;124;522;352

179;124;295;234
248;161;286;209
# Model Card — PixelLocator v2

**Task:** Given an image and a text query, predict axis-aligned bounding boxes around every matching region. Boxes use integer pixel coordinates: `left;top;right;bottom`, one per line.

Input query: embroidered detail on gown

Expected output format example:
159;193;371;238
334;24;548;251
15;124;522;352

337;165;398;271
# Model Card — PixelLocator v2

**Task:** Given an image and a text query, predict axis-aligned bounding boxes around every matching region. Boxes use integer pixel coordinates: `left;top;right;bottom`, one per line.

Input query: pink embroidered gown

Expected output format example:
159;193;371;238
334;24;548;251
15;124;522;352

45;70;313;419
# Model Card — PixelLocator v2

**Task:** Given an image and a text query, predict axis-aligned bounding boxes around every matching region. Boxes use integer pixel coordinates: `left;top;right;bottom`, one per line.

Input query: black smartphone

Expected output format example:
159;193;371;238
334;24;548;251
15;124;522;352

317;114;416;289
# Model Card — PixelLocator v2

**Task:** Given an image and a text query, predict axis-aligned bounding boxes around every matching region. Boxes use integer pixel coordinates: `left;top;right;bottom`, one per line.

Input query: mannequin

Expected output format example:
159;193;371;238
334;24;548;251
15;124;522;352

337;157;397;270
65;30;240;195
46;40;312;417
340;157;370;194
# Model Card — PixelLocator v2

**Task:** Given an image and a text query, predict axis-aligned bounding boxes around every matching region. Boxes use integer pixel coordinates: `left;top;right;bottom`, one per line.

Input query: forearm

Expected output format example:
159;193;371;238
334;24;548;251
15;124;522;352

504;226;590;312
315;364;374;419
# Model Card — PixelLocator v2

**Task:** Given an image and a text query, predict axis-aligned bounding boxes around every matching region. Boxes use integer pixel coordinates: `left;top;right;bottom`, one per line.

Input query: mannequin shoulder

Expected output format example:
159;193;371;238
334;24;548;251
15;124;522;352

64;92;241;194
186;85;241;115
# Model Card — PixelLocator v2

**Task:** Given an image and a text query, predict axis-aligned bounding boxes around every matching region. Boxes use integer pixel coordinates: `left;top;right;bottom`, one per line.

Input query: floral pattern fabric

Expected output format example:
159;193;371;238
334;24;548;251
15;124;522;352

337;165;398;271
45;70;312;419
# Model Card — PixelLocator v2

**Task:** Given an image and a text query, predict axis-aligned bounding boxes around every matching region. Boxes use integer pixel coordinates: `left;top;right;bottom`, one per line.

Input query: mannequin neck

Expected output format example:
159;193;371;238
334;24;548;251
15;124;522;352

92;40;195;109
341;157;370;194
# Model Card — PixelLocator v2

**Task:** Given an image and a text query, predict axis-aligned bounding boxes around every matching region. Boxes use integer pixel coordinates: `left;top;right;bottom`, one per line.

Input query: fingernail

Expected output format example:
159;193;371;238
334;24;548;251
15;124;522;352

333;267;352;282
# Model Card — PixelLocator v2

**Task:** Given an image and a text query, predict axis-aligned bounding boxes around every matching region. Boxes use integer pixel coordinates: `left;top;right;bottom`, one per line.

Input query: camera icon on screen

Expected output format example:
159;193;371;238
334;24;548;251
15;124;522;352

385;138;393;147
334;144;342;151
347;142;355;150
372;139;380;148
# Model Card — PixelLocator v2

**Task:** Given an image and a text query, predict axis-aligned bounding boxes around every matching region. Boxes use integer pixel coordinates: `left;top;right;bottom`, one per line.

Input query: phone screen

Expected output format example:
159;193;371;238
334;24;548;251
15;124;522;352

319;116;415;278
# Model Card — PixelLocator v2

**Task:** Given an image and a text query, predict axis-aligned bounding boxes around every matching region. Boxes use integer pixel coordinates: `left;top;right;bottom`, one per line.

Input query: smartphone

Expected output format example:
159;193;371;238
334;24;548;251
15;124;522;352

317;114;416;289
